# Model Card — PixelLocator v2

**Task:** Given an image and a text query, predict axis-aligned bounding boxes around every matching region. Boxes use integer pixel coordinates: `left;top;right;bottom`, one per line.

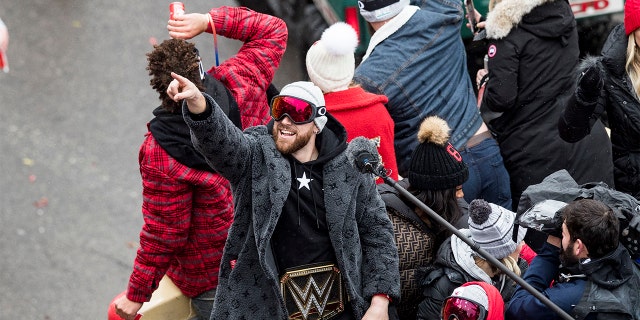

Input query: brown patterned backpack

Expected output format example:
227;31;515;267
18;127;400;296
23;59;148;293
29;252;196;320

378;181;437;319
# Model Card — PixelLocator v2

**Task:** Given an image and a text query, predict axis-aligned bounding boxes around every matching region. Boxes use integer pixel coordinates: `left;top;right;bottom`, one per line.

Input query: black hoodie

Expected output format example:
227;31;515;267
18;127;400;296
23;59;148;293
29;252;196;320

269;113;348;273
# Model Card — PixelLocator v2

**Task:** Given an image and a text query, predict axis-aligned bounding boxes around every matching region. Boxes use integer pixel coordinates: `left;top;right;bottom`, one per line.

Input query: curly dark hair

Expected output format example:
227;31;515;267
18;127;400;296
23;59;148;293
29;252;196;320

147;38;204;113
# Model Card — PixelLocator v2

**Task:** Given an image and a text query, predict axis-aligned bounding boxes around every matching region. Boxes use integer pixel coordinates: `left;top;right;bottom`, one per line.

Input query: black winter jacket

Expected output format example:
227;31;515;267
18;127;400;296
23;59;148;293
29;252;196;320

481;0;614;206
559;24;640;199
573;244;640;320
416;237;476;320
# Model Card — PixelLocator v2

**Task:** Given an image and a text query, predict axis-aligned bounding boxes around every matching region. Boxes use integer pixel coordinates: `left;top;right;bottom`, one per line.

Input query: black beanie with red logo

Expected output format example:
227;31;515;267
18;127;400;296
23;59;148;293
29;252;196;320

408;116;469;190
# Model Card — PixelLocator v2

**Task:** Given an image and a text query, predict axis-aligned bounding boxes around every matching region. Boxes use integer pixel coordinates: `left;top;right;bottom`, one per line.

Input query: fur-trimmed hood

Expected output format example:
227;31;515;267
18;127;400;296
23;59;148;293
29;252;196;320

600;23;628;76
485;0;575;39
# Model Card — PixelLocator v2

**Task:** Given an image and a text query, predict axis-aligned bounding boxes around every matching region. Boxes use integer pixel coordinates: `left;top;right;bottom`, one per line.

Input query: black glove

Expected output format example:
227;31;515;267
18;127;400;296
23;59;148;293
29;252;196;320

576;64;604;103
518;200;568;237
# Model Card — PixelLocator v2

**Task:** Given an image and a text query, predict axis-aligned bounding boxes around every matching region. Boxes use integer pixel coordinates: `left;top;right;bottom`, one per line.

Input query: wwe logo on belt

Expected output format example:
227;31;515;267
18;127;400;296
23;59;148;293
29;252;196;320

281;264;345;320
287;272;336;318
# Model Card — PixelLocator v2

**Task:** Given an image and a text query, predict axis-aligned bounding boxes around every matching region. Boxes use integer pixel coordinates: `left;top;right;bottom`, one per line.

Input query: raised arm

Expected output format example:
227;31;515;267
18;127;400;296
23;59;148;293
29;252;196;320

505;238;582;320
168;72;252;183
558;62;605;142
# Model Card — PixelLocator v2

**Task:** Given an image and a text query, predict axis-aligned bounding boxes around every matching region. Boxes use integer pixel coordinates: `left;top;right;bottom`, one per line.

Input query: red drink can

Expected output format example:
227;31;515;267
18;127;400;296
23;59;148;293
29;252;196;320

0;49;7;73
169;2;185;20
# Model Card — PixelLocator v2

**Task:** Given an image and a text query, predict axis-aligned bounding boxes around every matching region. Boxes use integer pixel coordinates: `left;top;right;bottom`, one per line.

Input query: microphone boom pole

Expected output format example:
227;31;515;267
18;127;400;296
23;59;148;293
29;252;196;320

368;165;573;320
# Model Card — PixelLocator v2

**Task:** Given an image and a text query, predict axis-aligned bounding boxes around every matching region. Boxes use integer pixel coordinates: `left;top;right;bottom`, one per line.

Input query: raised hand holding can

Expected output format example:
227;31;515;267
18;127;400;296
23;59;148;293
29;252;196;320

169;2;185;20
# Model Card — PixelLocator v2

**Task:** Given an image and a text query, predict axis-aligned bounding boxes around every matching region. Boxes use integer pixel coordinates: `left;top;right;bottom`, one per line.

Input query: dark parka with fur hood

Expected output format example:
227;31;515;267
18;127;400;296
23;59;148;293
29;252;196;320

182;93;401;319
480;0;614;206
559;24;640;200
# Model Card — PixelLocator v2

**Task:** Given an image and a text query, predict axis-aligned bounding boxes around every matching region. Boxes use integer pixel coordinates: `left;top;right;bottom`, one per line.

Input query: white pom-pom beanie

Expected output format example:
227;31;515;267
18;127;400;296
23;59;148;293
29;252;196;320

306;22;358;93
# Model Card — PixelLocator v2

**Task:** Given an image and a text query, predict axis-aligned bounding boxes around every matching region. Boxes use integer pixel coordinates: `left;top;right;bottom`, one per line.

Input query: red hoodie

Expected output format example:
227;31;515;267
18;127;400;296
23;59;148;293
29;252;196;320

324;86;399;182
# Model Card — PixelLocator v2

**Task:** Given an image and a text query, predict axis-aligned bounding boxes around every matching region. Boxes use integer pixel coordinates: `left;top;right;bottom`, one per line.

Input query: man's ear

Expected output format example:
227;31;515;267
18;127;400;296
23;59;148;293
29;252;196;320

575;239;589;258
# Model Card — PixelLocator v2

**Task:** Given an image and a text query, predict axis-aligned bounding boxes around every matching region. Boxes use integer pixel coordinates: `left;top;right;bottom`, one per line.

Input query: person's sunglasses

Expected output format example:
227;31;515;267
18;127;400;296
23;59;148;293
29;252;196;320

270;95;326;124
441;296;487;320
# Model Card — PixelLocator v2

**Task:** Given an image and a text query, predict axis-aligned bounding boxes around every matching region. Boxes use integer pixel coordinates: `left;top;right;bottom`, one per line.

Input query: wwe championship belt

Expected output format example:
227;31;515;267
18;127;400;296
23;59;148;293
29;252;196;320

280;263;346;320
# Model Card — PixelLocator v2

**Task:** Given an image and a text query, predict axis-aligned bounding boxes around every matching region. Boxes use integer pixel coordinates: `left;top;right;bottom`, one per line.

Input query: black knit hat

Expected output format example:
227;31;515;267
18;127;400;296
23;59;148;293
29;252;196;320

408;116;469;190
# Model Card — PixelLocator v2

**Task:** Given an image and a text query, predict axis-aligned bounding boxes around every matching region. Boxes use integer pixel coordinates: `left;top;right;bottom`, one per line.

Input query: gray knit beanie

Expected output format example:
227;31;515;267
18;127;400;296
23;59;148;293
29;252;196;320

468;199;527;260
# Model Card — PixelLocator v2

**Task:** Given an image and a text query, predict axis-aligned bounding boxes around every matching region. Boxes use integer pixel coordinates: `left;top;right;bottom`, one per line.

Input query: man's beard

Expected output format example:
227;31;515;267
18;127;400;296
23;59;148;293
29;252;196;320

560;241;579;266
272;123;315;155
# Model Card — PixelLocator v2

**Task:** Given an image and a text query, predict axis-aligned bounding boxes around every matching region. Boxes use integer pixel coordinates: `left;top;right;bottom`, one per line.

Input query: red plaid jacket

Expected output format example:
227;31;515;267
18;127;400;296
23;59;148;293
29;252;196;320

207;6;287;129
126;133;233;301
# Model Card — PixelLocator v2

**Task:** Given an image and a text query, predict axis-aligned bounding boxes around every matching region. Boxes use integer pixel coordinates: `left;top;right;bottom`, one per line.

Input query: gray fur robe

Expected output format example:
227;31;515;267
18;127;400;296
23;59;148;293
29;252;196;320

183;93;400;319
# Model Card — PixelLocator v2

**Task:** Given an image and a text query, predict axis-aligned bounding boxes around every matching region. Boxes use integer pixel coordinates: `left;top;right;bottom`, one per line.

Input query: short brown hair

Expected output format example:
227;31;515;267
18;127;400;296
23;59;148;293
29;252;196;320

563;199;619;259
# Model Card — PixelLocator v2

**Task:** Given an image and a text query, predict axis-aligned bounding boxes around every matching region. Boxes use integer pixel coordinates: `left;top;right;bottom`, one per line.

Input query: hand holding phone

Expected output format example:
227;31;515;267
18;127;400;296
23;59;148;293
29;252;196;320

465;0;478;34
